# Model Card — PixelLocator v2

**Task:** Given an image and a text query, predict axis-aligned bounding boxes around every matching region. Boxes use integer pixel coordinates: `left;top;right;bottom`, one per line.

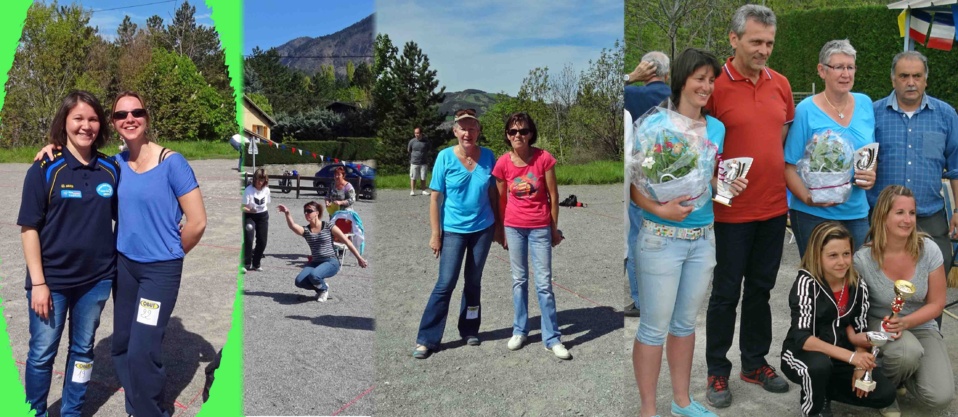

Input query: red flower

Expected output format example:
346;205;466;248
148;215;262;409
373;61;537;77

653;144;662;153
665;141;674;149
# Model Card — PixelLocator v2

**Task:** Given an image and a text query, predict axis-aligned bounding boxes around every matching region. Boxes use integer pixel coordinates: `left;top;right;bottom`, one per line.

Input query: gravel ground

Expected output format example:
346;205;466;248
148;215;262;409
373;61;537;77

625;233;958;417
0;159;238;416
243;189;375;416
373;184;626;417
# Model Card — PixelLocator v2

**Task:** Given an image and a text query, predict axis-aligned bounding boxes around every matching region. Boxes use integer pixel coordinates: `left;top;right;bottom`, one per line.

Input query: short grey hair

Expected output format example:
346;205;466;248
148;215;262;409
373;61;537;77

730;4;776;37
890;50;929;78
819;39;856;65
641;51;670;79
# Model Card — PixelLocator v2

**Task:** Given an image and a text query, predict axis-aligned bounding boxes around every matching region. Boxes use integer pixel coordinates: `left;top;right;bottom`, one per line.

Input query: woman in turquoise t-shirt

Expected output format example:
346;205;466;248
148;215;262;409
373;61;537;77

413;109;497;359
632;48;747;417
784;39;877;258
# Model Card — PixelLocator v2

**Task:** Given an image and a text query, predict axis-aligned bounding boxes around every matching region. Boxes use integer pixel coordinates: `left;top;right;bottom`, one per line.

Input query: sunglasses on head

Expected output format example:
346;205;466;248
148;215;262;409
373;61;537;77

455;108;477;117
304;209;316;214
507;128;531;137
112;108;148;120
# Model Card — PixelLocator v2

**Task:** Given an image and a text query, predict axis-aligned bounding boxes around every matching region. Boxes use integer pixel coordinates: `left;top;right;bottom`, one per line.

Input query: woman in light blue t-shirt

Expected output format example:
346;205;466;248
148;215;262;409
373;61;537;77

784;40;877;258
412;109;498;359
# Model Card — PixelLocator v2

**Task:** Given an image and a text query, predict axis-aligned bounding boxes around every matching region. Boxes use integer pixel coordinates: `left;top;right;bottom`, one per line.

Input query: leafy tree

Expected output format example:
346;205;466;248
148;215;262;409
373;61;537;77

133;48;234;141
246;93;273;116
272;108;342;141
373;34;446;170
117;15;137;47
574;41;625;159
245;47;307;114
1;2;99;147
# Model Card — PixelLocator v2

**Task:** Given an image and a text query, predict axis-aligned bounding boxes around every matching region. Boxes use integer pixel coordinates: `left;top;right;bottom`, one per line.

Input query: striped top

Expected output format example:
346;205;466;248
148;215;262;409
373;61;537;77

303;221;336;259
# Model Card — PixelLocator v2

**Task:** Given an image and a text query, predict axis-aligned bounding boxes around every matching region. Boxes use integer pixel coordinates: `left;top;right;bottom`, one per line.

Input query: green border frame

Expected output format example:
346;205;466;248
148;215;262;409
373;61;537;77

0;1;244;415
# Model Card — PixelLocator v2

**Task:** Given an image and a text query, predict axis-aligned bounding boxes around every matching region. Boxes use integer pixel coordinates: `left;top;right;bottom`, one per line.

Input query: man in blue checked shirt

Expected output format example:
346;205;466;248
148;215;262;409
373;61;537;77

870;50;958;277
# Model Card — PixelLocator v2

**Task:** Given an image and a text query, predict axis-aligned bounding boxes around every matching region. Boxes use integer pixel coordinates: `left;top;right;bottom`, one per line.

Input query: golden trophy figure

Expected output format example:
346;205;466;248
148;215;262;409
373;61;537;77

854;331;891;392
881;280;916;333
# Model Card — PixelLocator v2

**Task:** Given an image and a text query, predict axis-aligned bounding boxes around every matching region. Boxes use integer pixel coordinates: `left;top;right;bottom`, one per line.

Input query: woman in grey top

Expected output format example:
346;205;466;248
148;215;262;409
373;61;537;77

853;185;954;415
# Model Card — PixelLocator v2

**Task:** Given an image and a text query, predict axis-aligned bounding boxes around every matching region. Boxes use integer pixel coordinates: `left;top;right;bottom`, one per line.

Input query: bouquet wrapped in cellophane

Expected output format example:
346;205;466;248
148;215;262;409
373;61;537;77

628;104;718;210
797;129;854;204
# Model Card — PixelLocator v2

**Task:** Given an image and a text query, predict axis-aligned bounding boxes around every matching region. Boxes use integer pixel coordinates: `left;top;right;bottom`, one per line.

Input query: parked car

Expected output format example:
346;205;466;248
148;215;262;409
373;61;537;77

312;163;376;200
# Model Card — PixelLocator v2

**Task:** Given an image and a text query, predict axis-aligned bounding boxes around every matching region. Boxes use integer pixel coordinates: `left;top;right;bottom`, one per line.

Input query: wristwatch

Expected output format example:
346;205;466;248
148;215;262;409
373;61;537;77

623;74;631;82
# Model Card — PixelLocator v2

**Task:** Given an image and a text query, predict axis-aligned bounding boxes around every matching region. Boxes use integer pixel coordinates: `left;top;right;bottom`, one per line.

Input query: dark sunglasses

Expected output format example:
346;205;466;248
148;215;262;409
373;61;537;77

304;209;316;214
112;108;148;120
455;108;477;117
507;128;531;137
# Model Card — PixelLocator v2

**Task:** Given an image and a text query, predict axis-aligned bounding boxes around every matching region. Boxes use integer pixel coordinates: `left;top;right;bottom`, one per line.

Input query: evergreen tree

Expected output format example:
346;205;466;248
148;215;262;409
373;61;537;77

373;34;446;170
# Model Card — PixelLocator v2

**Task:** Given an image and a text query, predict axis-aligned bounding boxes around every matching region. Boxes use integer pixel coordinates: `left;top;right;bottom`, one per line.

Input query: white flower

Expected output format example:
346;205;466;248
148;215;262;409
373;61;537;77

642;157;655;169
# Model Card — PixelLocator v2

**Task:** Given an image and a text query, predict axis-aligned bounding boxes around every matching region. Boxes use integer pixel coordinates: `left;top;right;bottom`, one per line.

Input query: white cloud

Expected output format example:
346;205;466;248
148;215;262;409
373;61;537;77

377;0;622;94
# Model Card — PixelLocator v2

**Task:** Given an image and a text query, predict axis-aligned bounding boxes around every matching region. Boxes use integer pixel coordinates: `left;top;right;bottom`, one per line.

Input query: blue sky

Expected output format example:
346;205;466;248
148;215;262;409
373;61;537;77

66;0;214;41
244;0;374;55
377;0;623;95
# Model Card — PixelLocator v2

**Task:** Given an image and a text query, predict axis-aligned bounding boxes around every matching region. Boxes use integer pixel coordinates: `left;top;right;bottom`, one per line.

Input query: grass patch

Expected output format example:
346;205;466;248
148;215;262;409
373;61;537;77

0;141;238;163
376;160;623;189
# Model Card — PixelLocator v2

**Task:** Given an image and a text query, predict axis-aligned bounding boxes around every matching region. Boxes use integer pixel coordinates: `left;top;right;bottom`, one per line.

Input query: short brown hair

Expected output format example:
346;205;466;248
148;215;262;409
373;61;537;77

503;112;538;147
49;91;109;149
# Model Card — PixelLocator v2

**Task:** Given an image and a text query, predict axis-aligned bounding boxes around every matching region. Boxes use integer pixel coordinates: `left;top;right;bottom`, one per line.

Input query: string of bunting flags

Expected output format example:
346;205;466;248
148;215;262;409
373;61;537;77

255;136;344;164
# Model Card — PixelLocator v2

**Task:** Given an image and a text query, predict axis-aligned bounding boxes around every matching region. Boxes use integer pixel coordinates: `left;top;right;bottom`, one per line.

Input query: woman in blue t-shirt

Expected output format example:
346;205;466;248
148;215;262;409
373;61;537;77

19;91;118;417
631;48;747;417
784;39;877;258
110;91;207;417
412;109;498;359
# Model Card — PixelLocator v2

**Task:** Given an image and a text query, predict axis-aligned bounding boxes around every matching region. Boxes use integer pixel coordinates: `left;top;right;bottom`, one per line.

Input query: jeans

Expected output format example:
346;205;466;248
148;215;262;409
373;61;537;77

25;279;112;417
112;254;183;417
416;226;494;350
789;209;868;259
294;257;340;292
505;226;561;348
705;215;786;376
244;211;269;268
626;201;643;307
635;226;716;346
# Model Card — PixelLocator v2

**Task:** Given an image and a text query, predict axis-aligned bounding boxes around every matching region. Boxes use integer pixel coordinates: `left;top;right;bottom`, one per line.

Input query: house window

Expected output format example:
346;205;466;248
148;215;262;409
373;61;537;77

253;124;267;138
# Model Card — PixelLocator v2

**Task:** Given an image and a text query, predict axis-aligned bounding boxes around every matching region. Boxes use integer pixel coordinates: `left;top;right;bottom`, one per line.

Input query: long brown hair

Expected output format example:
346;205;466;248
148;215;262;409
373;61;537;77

801;222;858;287
865;185;925;268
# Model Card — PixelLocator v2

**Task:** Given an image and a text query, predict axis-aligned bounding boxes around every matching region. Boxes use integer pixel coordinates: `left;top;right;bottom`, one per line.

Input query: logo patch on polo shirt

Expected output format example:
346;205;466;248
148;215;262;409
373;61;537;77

96;183;113;198
137;298;161;326
72;361;93;383
61;190;82;199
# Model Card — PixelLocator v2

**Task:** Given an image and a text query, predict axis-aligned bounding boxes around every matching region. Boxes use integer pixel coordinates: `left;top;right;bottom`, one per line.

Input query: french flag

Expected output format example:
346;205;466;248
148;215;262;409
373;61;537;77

928;11;955;50
910;10;932;45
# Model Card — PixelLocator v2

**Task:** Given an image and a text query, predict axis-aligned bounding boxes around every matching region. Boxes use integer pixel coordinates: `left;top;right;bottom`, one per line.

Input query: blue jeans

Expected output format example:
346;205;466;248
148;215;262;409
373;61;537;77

26;279;112;417
789;209;868;259
416;226;494;350
294;257;340;292
626;201;643;306
635;226;716;346
505;226;561;348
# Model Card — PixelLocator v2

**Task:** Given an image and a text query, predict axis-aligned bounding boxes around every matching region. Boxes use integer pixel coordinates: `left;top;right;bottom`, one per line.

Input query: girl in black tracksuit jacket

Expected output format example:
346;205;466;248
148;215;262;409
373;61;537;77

780;222;896;417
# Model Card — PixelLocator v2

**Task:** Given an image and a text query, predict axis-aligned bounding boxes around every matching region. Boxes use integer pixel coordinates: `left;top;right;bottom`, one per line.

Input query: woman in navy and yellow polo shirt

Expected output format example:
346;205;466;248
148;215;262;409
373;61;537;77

18;91;119;417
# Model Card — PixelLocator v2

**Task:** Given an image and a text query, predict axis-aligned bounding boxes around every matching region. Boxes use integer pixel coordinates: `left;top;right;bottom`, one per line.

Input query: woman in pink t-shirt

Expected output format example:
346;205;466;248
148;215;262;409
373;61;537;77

492;112;570;360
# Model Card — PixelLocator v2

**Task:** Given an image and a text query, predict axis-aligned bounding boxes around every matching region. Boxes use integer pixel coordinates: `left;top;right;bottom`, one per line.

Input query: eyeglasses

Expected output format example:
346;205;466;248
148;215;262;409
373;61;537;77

112;108;148;120
822;63;856;73
507;128;531;137
304;209;316;214
455;108;477;117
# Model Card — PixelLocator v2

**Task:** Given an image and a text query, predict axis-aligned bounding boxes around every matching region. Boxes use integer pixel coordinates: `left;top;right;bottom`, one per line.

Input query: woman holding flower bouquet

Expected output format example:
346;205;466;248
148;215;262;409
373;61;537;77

631;48;747;417
785;39;877;258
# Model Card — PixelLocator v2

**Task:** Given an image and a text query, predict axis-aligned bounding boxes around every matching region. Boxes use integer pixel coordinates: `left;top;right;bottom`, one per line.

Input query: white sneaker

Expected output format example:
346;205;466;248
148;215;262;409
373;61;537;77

421;190;430;195
507;335;527;351
316;290;329;302
547;343;571;360
410;190;416;196
880;399;900;417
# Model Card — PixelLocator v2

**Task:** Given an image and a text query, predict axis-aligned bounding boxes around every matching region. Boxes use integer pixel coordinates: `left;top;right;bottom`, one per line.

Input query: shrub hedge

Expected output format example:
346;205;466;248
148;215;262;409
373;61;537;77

243;137;378;166
776;6;958;106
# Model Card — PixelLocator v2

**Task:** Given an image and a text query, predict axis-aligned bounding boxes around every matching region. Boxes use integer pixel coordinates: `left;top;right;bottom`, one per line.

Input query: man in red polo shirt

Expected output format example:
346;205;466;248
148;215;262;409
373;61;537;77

703;4;794;409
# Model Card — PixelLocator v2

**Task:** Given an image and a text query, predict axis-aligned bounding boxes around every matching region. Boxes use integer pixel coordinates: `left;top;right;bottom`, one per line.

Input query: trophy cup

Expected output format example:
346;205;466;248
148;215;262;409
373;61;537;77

854;143;879;185
881;280;916;333
713;157;752;206
854;331;891;392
